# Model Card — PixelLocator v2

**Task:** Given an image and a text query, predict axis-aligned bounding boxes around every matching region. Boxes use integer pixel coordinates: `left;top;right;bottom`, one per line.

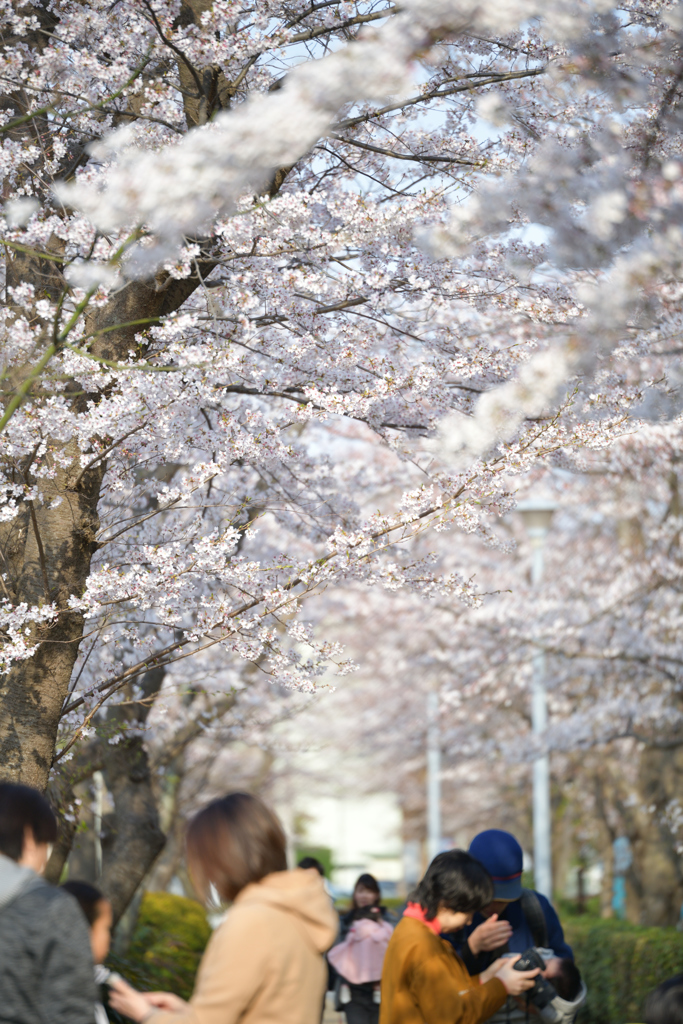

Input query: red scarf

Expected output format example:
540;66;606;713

403;902;442;935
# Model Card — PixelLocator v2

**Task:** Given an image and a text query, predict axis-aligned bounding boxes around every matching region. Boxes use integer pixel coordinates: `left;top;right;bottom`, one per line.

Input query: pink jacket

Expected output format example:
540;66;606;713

328;917;394;984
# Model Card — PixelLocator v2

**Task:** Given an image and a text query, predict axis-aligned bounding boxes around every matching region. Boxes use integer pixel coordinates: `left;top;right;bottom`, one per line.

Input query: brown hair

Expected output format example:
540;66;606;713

186;792;287;902
353;873;381;906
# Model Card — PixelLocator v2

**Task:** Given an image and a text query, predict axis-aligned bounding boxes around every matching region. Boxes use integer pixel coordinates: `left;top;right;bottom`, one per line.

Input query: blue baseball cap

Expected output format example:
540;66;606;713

469;829;523;901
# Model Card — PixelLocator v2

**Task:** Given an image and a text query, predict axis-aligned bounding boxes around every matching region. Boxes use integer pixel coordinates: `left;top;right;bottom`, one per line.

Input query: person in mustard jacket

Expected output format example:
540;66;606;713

109;792;339;1024
380;850;540;1024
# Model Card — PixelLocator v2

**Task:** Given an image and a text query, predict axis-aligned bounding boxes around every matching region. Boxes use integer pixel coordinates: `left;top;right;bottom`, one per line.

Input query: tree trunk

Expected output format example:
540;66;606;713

0;269;214;790
44;743;104;884
0;0;291;803
0;457;105;788
627;742;683;926
588;738;683;926
100;733;166;923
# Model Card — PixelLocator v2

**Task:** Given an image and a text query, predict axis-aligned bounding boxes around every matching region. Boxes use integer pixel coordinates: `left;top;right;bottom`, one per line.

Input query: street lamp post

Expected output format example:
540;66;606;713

518;500;556;902
426;689;442;864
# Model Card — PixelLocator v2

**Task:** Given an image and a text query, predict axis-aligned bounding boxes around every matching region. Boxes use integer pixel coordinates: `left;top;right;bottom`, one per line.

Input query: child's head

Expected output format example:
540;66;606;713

645;974;683;1024
62;880;113;963
544;957;582;1002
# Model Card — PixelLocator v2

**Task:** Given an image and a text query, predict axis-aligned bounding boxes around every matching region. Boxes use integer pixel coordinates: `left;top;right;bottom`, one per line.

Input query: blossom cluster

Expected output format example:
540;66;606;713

0;0;681;770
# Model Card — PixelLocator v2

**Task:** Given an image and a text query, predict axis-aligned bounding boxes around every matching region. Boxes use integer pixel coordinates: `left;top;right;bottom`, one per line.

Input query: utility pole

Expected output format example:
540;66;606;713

518;500;555;901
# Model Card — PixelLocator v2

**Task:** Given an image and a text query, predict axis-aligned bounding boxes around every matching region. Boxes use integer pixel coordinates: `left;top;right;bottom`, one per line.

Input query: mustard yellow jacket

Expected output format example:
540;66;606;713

380;917;507;1024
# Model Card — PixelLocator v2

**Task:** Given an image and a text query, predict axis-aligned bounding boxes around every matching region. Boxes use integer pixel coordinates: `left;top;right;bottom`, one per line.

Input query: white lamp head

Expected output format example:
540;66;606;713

517;499;556;534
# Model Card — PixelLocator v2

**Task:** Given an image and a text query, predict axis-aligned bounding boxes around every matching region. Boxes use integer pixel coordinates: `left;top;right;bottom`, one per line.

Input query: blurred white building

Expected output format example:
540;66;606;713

280;791;404;896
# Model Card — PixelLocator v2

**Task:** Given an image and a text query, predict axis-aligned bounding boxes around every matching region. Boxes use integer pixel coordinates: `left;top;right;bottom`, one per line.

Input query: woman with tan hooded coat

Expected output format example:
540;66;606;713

110;792;338;1024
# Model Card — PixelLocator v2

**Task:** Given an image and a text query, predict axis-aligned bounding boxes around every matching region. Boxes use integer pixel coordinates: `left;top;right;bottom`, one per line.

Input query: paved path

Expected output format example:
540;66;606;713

323;994;346;1024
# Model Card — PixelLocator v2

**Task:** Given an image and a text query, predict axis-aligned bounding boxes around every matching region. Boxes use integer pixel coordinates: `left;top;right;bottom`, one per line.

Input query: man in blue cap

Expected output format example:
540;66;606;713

447;829;572;971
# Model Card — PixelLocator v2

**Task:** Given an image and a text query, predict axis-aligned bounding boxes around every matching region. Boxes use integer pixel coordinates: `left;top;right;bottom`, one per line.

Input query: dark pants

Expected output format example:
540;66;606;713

343;986;379;1024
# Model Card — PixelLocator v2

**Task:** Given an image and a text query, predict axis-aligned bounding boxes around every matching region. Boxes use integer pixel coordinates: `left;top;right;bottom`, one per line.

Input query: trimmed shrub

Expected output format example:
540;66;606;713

108;891;211;1001
295;845;334;878
566;917;683;1023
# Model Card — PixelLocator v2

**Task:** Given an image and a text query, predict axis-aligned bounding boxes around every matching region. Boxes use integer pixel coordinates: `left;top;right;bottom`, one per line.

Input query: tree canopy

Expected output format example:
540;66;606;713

2;0;683;919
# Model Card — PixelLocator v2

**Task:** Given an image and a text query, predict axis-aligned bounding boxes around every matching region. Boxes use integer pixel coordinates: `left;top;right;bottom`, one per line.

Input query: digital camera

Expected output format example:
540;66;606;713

353;905;383;921
513;948;557;1010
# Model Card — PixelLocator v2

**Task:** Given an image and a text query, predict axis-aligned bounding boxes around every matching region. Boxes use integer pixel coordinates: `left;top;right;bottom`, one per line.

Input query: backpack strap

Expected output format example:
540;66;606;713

520;888;548;949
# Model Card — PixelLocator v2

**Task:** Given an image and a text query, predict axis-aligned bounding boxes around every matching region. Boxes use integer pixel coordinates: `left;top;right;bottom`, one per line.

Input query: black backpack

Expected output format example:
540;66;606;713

519;888;549;949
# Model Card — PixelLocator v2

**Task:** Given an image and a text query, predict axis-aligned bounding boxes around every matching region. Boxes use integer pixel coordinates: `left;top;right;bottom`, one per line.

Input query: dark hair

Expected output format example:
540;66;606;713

353;873;380;906
298;856;325;876
0;782;57;862
645;974;683;1024
411;849;494;921
62;881;106;926
553;959;582;1003
186;792;287;903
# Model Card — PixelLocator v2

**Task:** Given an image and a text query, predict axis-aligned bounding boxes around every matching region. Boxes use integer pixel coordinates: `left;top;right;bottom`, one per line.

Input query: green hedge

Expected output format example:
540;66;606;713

566;917;683;1023
109;891;211;1001
295;845;334;879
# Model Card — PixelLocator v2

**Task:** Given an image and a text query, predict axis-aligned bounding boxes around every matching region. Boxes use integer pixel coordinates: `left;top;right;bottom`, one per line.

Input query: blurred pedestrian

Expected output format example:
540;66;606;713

339;875;393;940
109;791;338;1024
380;850;540;1024
644;974;683;1024
0;781;96;1024
298;856;325;876
62;881;114;1024
329;874;394;1024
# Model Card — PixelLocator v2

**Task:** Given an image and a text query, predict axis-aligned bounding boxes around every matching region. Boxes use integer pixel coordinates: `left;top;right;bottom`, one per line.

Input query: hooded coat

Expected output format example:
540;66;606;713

0;853;96;1024
148;868;339;1024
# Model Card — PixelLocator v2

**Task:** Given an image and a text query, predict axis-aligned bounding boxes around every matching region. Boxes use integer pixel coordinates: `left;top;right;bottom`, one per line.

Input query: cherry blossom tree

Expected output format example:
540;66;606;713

296;419;683;923
4;0;683;915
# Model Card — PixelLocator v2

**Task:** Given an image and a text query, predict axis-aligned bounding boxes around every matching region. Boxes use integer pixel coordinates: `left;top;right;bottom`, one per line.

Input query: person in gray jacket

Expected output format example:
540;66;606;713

0;781;97;1024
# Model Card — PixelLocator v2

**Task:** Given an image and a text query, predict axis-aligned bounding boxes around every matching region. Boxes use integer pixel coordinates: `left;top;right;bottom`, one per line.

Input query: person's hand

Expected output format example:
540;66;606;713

467;914;514;954
479;958;507;985
495;955;540;996
108;977;157;1022
143;993;190;1013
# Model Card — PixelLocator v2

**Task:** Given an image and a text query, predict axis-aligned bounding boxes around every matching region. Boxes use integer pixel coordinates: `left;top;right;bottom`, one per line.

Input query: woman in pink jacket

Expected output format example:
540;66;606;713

328;874;395;1024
